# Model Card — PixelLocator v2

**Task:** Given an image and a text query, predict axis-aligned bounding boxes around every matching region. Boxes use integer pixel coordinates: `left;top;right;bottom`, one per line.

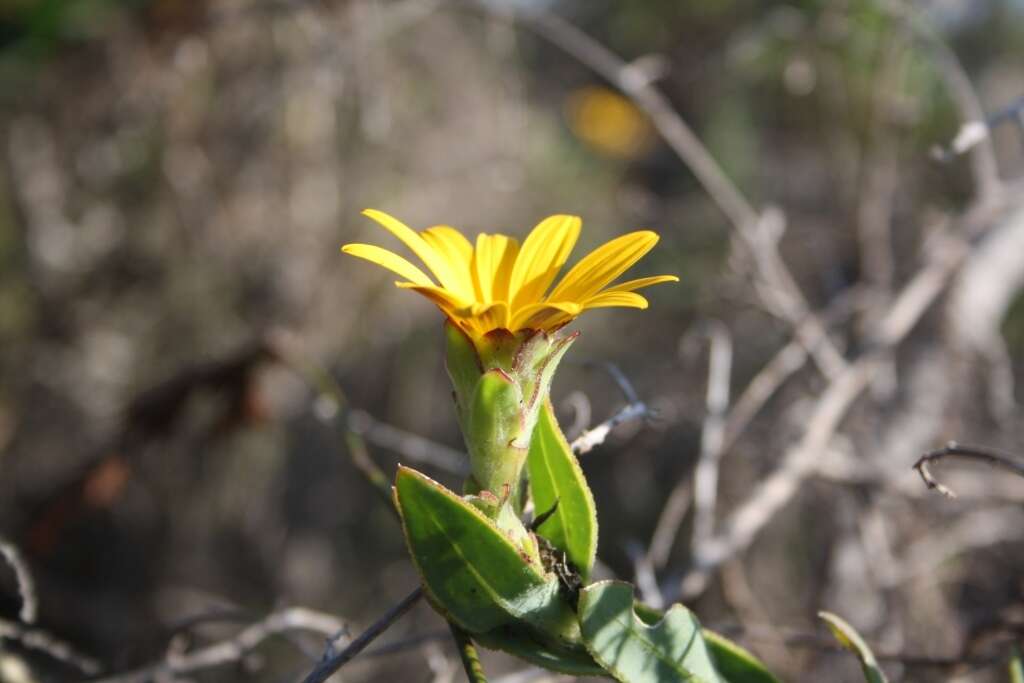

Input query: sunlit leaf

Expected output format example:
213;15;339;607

394;466;579;641
527;400;598;579
633;602;780;683
819;611;889;683
579;580;724;683
702;629;782;683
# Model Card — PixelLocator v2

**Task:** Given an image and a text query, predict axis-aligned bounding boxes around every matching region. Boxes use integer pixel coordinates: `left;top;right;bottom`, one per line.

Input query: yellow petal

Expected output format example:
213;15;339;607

468;300;510;333
547;230;659;303
508;215;581;309
362;209;461;293
342;244;434;287
601;274;679;293
396;282;472;314
472;234;520;303
581;290;649;310
421;226;475;300
509;301;582;331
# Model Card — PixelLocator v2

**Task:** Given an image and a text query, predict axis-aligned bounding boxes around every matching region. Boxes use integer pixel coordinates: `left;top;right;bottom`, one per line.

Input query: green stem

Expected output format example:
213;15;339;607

449;621;489;683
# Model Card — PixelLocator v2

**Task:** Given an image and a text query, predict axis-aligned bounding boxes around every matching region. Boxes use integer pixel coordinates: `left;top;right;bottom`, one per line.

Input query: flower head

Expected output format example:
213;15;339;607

342;209;678;338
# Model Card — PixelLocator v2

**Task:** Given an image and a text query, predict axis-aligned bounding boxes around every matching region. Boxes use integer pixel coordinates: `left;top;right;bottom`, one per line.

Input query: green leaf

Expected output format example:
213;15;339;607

527;400;598;579
703;629;782;683
1009;646;1023;683
578;580;725;683
633;602;779;683
818;612;889;683
475;621;611;677
394;466;579;641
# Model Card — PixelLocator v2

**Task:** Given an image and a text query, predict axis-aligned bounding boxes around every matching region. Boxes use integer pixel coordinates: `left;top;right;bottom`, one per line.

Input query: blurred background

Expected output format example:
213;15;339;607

1;0;1023;681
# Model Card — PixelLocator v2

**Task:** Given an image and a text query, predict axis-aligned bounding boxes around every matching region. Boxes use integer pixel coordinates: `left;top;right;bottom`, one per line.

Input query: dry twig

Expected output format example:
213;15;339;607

688;321;734;553
91;607;344;683
0;537;36;624
301;587;424;683
504;6;847;380
914;442;1024;499
679;229;969;598
0;618;102;676
570;402;648;456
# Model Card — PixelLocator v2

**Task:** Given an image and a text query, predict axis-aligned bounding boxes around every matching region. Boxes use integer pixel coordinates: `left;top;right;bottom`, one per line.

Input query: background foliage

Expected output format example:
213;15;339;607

1;0;1023;681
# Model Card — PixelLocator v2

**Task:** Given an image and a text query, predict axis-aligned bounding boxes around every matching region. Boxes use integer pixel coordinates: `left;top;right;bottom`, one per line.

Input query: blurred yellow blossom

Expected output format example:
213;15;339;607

565;86;653;158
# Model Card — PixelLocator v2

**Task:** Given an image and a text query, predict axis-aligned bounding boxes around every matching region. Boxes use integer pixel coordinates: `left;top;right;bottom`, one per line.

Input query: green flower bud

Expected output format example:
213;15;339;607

444;321;576;497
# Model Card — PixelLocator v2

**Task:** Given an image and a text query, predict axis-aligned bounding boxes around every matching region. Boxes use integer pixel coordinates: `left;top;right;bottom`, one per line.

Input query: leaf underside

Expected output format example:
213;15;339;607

579;580;725;683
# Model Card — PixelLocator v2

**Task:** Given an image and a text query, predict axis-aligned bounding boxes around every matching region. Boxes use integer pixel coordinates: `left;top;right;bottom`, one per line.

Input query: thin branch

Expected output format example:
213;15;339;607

0;618;102;676
568;361;650;454
879;0;1002;200
931;93;1024;162
914;441;1024;499
689;320;734;551
449;622;489;683
628;540;664;609
301;587;424;683
500;6;847;380
0;536;37;624
268;331;395;508
570;402;648;455
560;390;592;441
678;229;969;599
514;9;757;232
721;339;806;451
90;607;344;683
648;290;857;572
581;360;641;405
647;482;692;570
349;408;468;475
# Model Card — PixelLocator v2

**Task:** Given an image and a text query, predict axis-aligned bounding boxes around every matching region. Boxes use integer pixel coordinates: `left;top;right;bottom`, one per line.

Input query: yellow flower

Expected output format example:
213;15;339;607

342;209;678;338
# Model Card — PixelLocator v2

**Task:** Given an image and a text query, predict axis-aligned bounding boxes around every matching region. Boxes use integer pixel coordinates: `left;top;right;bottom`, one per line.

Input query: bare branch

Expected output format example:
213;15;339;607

349;408;468;475
582;361;641;405
514;9;757;231
914;442;1024;499
92;607;345;683
646;482;692;571
302;587;423;683
500;7;847;380
879;0;1002;200
678;229;969;599
688;321;734;552
570;402;648;456
0;537;37;624
268;330;395;508
560;391;592;441
0;618;102;676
